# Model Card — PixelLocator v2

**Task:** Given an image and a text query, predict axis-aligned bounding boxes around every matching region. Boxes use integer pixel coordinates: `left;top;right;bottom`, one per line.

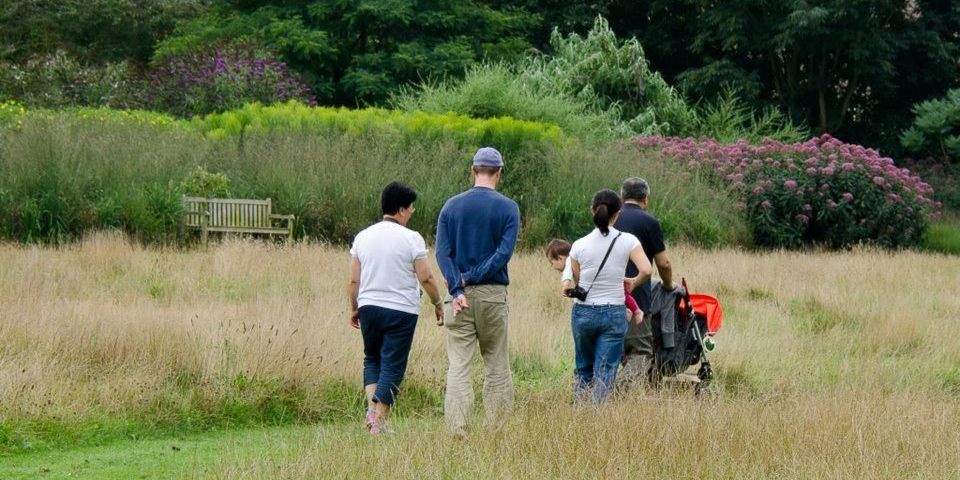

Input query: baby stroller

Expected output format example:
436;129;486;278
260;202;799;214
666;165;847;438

651;278;723;396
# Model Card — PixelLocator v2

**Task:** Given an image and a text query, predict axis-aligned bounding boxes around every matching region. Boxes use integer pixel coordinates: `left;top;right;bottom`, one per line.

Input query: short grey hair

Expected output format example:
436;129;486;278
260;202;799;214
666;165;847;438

621;177;650;201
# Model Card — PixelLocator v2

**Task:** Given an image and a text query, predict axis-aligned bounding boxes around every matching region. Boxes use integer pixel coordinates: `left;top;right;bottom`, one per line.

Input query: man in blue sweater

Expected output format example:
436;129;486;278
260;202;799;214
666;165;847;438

436;147;520;437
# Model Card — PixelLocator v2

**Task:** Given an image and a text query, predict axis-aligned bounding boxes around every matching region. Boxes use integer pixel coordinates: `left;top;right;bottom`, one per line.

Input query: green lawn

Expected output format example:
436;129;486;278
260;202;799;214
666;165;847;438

925;220;960;254
0;419;445;480
0;424;316;480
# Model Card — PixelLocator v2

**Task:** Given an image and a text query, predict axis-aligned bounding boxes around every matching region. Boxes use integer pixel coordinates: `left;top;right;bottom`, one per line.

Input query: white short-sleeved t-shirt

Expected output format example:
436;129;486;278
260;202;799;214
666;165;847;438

350;221;427;315
569;227;641;305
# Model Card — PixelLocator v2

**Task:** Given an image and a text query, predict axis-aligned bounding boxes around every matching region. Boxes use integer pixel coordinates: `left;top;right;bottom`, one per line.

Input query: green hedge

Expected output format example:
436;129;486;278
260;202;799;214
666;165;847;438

0;102;745;247
190;102;566;149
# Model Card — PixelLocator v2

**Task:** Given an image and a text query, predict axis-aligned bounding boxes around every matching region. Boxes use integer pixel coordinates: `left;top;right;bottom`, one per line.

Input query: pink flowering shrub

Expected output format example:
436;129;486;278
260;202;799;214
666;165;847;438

634;134;942;248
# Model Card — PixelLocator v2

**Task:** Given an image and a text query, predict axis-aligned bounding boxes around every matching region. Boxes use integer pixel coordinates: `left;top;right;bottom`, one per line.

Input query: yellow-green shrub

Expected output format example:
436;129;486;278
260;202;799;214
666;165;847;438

188;102;567;151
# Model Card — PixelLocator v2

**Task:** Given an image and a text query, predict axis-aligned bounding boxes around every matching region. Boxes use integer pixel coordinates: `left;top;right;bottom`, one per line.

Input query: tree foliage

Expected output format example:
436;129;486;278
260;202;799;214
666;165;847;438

395;17;806;143
0;0;207;64
595;0;960;153
901;88;960;163
3;0;959;156
155;0;537;105
524;16;696;136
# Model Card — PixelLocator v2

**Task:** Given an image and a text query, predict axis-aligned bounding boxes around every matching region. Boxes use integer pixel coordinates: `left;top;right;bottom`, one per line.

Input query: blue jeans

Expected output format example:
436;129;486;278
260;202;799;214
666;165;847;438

359;305;418;406
571;303;627;404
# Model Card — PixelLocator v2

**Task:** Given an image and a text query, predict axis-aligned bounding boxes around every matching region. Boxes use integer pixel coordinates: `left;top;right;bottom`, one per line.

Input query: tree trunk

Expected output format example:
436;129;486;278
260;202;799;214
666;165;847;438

817;52;828;133
818;89;828;133
834;75;860;131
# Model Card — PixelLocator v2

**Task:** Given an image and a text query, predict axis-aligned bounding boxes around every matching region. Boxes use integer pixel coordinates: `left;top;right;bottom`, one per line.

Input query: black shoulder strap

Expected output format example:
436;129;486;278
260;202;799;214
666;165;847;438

585;232;622;297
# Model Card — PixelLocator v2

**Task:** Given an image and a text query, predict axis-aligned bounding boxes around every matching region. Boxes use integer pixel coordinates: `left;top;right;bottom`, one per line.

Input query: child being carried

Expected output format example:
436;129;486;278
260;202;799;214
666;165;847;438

546;239;644;325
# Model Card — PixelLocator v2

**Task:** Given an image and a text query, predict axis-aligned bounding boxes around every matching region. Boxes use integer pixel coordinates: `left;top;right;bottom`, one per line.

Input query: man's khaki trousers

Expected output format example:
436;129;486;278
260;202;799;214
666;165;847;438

444;284;514;436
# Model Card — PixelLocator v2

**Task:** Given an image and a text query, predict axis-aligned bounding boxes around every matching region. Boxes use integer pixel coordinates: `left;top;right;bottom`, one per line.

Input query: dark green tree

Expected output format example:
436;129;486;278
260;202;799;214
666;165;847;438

596;0;960;152
156;0;538;105
0;0;207;64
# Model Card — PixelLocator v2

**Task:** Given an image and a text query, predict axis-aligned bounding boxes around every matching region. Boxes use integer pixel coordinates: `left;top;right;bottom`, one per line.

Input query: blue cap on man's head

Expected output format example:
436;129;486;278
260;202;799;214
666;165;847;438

472;147;504;168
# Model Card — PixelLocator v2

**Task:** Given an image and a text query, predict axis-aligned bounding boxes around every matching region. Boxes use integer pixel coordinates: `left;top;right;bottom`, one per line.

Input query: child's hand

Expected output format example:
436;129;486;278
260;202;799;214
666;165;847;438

560;280;573;297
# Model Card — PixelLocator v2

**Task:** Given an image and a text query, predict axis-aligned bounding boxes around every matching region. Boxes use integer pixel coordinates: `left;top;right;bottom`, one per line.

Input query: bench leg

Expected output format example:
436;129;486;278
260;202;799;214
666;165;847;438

200;205;209;247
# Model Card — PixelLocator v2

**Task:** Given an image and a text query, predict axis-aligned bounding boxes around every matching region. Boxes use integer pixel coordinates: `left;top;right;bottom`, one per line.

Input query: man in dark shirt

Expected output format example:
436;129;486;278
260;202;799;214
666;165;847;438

613;177;674;389
436;147;520;437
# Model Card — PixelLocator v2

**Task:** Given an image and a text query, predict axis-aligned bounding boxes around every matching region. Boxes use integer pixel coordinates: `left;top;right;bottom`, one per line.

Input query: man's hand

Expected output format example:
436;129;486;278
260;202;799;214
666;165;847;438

452;294;469;315
350;309;360;329
631;309;644;326
662;280;675;291
434;303;445;326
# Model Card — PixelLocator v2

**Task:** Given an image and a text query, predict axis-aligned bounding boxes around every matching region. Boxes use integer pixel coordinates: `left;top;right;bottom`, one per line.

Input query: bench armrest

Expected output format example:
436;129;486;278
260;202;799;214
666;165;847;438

270;214;295;229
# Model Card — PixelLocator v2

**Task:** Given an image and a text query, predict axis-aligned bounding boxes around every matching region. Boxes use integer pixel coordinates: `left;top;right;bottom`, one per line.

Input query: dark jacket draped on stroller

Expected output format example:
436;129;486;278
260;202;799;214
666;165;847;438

630;278;723;395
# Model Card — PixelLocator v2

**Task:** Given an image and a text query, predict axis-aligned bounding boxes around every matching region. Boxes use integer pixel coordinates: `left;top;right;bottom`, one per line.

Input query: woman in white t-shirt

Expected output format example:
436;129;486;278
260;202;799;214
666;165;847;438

348;182;445;434
566;189;652;404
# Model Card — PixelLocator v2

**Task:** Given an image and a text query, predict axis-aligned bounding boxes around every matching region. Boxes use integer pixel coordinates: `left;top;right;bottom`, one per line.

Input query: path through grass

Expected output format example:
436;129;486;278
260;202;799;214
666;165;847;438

0;424;320;480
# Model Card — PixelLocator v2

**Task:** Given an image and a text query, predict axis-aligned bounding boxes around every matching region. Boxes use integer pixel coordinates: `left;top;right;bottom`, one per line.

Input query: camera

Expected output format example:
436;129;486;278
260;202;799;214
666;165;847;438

565;285;588;302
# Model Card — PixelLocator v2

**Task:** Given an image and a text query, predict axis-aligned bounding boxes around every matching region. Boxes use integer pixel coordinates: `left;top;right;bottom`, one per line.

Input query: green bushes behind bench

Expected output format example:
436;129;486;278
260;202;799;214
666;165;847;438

0;102;746;247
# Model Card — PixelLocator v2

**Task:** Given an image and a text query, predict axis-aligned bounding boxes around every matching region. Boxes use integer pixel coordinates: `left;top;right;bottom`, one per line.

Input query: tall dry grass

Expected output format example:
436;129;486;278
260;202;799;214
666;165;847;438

215;390;960;479
1;232;959;474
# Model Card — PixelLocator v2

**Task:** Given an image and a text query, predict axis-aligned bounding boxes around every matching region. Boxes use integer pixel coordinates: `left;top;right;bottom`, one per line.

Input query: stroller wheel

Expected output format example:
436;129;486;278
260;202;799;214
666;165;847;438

694;381;717;399
694;361;715;399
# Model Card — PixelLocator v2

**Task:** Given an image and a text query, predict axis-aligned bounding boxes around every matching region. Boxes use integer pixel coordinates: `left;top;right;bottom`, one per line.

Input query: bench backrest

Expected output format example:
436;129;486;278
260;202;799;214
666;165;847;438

182;197;273;229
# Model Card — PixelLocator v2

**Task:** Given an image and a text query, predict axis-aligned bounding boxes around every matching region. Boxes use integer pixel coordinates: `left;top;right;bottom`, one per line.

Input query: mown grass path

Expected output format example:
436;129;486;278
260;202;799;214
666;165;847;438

0;424;321;479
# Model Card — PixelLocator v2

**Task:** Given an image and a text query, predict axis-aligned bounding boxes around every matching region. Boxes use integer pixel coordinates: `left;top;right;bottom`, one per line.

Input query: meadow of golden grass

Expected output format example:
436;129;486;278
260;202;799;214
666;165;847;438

1;232;959;478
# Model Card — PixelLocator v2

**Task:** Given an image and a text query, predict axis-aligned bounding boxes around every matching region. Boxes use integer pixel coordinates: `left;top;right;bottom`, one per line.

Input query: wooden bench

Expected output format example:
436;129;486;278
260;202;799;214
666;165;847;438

182;196;295;243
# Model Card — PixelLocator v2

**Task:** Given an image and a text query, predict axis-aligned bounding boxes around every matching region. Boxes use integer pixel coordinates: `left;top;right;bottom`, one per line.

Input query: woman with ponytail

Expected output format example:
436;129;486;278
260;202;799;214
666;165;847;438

565;189;653;404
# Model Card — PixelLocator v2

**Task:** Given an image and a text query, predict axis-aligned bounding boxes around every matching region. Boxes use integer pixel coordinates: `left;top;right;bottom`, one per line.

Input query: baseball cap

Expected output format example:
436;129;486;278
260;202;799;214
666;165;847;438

472;147;504;168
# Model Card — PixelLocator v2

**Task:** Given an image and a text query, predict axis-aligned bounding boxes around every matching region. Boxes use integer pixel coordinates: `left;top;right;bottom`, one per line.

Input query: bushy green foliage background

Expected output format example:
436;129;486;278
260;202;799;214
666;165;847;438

0;103;747;247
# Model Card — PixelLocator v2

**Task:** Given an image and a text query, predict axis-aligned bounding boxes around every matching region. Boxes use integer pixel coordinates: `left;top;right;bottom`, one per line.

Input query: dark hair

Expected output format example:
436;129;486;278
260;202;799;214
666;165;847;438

621;177;650;201
381;181;417;215
592;189;622;236
473;165;503;176
545;239;571;259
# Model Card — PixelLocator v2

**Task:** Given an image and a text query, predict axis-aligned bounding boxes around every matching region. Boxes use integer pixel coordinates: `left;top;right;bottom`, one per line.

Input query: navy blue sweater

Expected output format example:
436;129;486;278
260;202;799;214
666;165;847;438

435;187;520;297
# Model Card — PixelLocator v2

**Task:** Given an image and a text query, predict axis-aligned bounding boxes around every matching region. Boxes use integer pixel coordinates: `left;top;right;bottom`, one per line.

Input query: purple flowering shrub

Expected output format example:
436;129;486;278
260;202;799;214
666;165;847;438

634;135;942;248
147;43;316;117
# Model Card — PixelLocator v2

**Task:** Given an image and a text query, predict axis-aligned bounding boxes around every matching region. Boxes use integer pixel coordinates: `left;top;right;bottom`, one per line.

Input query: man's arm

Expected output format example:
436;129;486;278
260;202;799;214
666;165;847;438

434;206;463;298
347;256;361;329
646;219;671;289
654;250;673;290
415;258;445;326
461;203;520;285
